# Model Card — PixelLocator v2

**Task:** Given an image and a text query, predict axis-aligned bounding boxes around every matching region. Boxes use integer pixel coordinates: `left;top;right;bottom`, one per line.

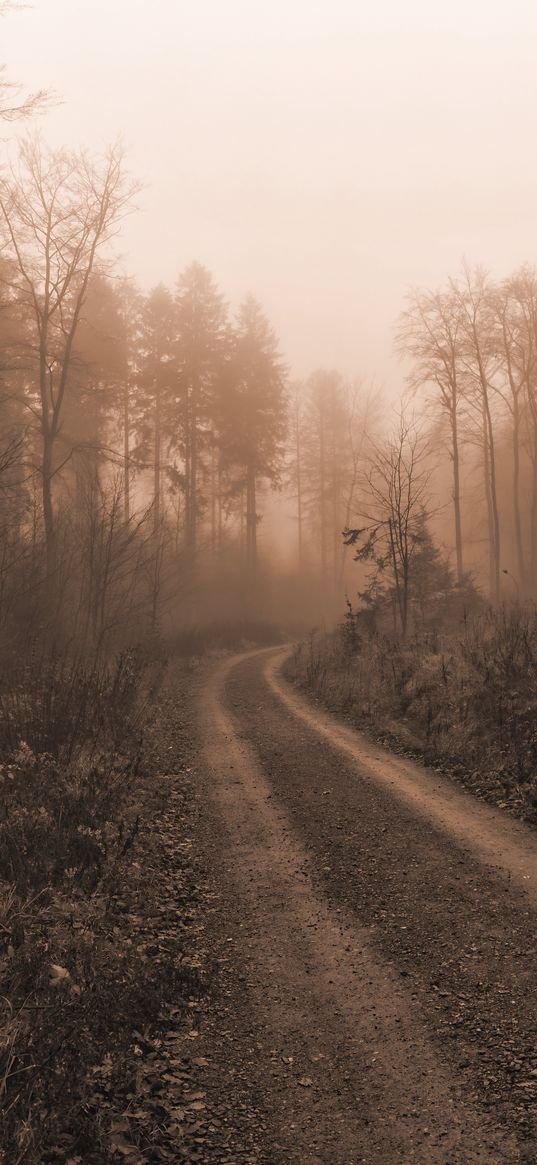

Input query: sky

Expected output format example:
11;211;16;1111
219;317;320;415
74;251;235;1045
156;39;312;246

3;0;537;391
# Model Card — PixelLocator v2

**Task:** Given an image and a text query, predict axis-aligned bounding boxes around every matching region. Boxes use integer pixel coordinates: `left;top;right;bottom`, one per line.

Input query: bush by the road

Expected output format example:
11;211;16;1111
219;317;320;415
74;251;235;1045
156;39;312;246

286;604;537;817
0;651;204;1164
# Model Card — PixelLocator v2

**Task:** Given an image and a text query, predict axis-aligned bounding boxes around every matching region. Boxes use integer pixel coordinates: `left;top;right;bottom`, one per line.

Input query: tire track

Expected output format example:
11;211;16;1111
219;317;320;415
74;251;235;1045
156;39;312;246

200;648;520;1164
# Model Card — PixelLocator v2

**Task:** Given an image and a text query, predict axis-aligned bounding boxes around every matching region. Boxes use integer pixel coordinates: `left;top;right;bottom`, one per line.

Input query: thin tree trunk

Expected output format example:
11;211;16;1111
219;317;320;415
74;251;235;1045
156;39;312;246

472;323;501;603
217;459;223;551
481;400;495;600
485;393;501;603
184;395;191;552
530;411;537;590
402;560;409;638
451;400;464;584
42;435;56;583
319;404;327;582
296;413;303;571
512;393;525;592
154;377;161;535
124;379;130;524
246;465;257;573
186;372;199;555
239;487;245;566
210;432;217;555
388;516;404;634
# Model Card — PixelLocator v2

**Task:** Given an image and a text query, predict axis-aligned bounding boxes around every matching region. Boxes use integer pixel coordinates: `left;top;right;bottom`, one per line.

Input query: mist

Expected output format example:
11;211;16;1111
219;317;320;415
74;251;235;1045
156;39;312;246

5;5;537;1163
5;0;537;388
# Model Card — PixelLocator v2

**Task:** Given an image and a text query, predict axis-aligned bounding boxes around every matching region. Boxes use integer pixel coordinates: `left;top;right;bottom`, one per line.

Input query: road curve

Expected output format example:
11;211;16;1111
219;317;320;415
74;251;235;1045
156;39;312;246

198;645;537;1164
266;647;537;900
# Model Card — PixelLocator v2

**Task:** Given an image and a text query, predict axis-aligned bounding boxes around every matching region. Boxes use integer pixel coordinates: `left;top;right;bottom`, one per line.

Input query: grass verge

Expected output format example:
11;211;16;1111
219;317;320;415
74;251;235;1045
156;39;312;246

0;651;208;1165
285;606;537;820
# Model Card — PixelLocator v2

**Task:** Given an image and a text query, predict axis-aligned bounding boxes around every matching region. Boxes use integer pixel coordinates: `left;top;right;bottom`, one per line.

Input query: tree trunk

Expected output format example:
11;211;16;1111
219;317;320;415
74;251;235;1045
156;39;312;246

210;432;217;555
245;465;257;573
42;434;56;584
296;413;303;571
319;404;327;583
388;517;404;634
512;393;525;592
402;560;409;638
451;400;464;584
154;377;161;536
217;459;223;552
530;412;537;592
124;379;130;524
472;324;501;603
183;395;191;553
186;373;199;555
484;393;501;603
481;395;500;602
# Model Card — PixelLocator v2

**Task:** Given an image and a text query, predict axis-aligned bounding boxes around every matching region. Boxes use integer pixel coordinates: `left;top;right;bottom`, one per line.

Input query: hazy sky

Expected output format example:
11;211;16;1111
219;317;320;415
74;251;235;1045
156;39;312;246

4;0;537;390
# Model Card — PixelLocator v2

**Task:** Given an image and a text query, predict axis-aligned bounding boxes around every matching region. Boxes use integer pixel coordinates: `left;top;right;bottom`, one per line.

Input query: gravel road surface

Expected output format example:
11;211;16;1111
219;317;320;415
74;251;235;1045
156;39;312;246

196;646;537;1164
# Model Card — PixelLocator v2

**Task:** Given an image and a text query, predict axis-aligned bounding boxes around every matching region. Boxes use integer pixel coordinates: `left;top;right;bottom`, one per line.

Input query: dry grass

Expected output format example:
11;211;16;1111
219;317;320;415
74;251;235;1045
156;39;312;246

0;649;196;1164
286;604;537;816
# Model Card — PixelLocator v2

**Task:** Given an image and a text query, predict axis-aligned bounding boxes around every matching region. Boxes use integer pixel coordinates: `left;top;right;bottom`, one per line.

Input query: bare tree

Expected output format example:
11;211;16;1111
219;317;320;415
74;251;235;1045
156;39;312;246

488;271;537;594
344;414;431;637
397;287;466;584
337;381;380;589
0;2;49;121
0;138;136;588
286;381;306;571
451;267;502;603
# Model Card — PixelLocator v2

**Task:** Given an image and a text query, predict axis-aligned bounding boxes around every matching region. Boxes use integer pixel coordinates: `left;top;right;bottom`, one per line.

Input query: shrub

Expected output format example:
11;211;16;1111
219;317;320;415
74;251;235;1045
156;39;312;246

287;603;537;813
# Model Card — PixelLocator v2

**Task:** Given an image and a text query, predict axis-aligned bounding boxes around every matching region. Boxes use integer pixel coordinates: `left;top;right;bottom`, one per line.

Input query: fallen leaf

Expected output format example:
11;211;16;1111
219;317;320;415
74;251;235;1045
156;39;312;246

111;1117;130;1134
49;963;71;987
110;1133;137;1156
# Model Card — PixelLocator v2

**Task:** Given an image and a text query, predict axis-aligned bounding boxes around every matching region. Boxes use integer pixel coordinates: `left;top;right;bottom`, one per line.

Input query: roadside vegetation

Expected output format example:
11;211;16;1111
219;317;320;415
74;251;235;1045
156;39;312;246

0;651;191;1164
5;2;537;1157
287;600;537;818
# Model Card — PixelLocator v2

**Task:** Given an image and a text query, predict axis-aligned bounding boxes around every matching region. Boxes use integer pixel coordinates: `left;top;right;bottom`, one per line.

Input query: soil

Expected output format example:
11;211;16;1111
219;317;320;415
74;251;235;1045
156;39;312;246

183;645;537;1164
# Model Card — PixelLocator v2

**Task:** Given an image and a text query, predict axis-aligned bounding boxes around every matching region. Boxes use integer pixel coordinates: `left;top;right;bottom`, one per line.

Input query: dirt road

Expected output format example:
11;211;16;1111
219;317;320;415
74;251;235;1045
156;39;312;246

197;646;537;1164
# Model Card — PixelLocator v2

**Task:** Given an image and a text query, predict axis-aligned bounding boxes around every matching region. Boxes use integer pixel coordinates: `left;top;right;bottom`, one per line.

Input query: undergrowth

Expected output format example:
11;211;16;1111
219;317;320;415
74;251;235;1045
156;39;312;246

0;649;203;1164
286;605;537;817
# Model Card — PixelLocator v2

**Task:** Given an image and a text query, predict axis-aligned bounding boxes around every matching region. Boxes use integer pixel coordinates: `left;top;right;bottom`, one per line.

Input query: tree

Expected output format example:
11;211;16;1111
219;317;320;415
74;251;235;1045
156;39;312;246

108;278;143;524
0;138;136;587
488;268;537;596
397;286;466;584
299;370;345;586
338;382;381;589
136;284;176;534
218;296;286;573
0;2;49;121
343;415;431;637
451;267;502;603
287;381;306;570
174;262;228;555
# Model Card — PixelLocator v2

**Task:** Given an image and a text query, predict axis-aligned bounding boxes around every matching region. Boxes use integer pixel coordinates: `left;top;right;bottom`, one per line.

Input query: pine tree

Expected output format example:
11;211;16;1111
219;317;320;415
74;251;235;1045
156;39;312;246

174;262;228;554
217;296;286;573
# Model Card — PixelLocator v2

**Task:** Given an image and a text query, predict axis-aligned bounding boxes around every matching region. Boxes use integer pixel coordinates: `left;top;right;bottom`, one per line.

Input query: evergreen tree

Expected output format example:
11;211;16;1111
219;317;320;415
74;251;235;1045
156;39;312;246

174;262;228;554
218;296;286;572
136;285;176;532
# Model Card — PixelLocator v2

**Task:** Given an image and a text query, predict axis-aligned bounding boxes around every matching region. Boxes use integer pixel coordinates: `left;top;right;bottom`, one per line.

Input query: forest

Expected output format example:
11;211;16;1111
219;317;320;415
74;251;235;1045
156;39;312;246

3;3;537;1163
4;159;537;656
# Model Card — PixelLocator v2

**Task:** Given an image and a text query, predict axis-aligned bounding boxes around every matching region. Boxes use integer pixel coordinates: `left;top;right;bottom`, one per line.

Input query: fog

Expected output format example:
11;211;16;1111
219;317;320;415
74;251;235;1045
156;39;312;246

6;10;537;1159
5;0;537;386
2;0;537;653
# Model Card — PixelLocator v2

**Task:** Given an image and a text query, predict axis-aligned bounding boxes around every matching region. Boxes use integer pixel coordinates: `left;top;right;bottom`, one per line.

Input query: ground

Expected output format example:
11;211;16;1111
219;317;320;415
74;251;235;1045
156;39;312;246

150;644;537;1164
10;643;537;1163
